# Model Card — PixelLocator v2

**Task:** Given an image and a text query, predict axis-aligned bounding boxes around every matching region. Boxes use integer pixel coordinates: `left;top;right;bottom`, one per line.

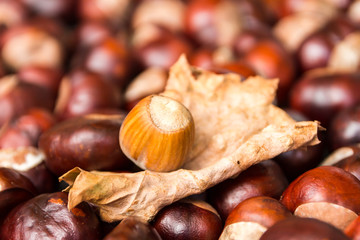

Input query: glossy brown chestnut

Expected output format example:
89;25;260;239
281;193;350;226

74;21;114;50
296;16;355;72
0;167;37;223
38;113;132;176
290;71;360;127
243;39;296;105
83;37;131;89
0;192;101;240
280;166;360;230
0;147;57;193
104;216;161;240
259;217;351;240
18;66;63;96
135;28;193;70
0;25;64;71
274;109;324;181
329;106;360;150
19;0;77;22
220;196;292;240
0;108;56;149
152;200;222;240
54;69;121;120
0;75;55;126
207;160;289;221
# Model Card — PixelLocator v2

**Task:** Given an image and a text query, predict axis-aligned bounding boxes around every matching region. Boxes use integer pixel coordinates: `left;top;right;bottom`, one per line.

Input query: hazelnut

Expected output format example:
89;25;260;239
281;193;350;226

119;94;195;172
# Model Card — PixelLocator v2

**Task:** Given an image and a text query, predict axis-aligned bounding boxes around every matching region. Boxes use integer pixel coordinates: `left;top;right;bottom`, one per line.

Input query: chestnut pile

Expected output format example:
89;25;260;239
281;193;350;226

1;0;360;239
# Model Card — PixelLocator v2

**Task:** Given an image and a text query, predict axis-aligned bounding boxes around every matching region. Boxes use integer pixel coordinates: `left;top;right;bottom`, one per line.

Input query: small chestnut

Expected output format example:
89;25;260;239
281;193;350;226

39;113;132;176
54;69;121;120
0;167;37;223
152;199;223;240
0;192;101;240
207;159;289;221
104;216;161;240
220;196;292;240
260;217;351;240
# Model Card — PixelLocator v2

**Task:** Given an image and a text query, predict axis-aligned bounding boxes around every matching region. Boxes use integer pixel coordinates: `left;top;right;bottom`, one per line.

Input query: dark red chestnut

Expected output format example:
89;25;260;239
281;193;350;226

82;37;131;89
329;105;360;150
321;144;360;181
296;16;355;72
0;0;28;32
0;108;56;149
104;216;161;240
74;21;114;50
152;199;223;240
0;147;56;193
0;75;55;126
0;192;101;240
274;109;324;181
260;217;351;240
19;0;77;22
0;167;37;222
38;113;132;176
280;166;360;230
290;70;360;127
220;196;292;239
18;66;63;96
207;159;288;221
78;0;132;28
134;27;193;70
54;69;121;120
1;25;64;71
243;39;296;105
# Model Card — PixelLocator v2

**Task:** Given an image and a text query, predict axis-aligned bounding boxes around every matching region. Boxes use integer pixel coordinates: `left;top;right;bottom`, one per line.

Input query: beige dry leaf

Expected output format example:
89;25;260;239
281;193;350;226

60;55;320;222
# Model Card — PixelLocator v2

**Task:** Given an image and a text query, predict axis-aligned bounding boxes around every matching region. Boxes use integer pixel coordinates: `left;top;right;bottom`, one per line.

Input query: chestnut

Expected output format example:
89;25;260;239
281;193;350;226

74;21;114;50
0;147;57;193
104;216;161;240
134;27;193;70
345;215;360;240
329;106;360;150
0;108;56;149
259;217;351;240
38;113;132;176
243;39;296;105
78;0;132;28
274;109;324;181
290;70;360;127
207;159;289;221
0;75;55;126
54;69;121;120
81;36;131;90
19;0;77;22
131;0;185;32
220;196;292;240
280;166;360;230
0;24;64;71
296;16;355;72
321;144;360;181
18;66;63;96
152;199;223;240
0;0;28;33
0;192;101;240
0;167;37;223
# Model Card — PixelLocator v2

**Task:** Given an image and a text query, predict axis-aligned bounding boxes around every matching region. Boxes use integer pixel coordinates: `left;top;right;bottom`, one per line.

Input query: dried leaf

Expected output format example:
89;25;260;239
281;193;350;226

60;55;320;222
